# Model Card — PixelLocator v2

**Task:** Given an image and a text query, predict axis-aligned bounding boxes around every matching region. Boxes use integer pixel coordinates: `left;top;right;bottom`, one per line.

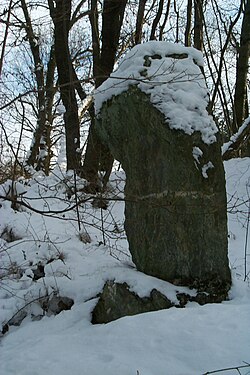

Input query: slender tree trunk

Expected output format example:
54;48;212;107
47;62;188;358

88;0;101;86
173;0;180;43
159;0;171;41
150;0;164;40
134;0;147;45
21;0;46;169
21;0;56;173
194;0;204;51
48;0;81;172
207;2;243;115
37;45;56;174
185;0;192;47
245;87;249;119
82;0;128;189
0;0;13;77
98;0;128;86
81;0;101;188
233;0;250;132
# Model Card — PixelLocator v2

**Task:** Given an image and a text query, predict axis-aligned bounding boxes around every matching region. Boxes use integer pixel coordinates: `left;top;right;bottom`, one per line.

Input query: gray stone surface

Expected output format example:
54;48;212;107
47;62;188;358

97;84;231;295
91;280;230;324
92;280;173;324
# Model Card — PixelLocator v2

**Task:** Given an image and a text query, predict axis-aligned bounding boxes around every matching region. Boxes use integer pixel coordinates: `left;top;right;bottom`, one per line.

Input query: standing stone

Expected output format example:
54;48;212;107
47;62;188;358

95;42;231;297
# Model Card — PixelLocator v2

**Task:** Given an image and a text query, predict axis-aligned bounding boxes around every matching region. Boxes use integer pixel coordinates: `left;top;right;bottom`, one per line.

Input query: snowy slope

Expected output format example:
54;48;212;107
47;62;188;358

0;158;249;375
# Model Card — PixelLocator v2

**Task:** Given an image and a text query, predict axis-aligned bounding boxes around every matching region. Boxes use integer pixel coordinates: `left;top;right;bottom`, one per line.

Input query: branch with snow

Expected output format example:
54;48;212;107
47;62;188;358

222;116;250;159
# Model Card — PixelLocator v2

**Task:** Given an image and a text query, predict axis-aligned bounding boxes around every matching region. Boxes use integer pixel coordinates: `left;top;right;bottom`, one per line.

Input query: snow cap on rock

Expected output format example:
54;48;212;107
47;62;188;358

95;41;218;145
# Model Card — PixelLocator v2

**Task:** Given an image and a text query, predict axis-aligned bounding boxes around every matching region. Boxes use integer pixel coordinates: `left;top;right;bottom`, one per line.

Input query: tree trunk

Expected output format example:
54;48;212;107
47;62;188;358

134;0;147;45
150;0;164;41
37;44;56;174
185;0;192;47
48;0;81;172
233;0;250;132
173;0;180;43
21;0;46;169
159;0;171;41
82;0;128;188
21;0;56;173
0;0;13;77
88;0;101;86
194;0;203;51
99;0;127;86
207;2;243;116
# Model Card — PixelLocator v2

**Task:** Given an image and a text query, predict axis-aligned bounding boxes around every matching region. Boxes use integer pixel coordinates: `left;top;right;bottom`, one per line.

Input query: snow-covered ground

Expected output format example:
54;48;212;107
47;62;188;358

0;158;249;375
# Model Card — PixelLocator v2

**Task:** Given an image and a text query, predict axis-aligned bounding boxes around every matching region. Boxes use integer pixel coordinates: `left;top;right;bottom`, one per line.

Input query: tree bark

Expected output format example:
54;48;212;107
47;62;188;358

0;0;13;77
150;0;164;40
21;0;46;169
21;0;56;173
98;0;128;87
233;0;250;132
194;0;203;51
134;0;147;45
173;0;180;43
49;0;81;172
159;0;171;41
185;0;192;47
37;44;56;174
82;0;128;188
88;0;101;86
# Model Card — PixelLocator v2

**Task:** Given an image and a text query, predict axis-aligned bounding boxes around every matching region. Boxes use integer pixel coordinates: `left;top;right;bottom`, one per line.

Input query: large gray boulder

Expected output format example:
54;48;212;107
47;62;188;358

95;42;231;296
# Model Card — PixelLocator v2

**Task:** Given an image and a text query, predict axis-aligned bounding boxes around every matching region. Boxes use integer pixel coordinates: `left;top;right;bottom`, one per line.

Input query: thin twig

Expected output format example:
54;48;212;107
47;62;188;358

74;169;81;232
244;192;250;281
203;364;250;374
